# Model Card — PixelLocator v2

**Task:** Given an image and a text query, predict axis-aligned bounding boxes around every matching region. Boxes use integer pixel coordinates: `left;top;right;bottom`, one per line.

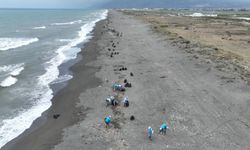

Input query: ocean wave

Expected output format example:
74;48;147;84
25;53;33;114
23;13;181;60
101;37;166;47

32;26;46;29
0;38;39;51
0;9;109;149
39;9;108;86
10;66;24;77
0;76;18;88
51;74;73;84
0;63;24;87
189;13;217;17
57;39;73;42
51;20;82;26
237;17;250;21
0;89;52;148
0;63;25;73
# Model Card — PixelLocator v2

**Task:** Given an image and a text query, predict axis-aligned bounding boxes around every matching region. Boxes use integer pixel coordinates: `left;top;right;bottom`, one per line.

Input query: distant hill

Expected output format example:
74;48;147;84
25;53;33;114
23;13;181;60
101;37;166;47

100;0;250;8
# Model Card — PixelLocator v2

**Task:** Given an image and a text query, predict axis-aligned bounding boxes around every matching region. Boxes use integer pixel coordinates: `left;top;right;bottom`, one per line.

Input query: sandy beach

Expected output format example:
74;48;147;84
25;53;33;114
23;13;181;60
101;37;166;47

3;10;250;150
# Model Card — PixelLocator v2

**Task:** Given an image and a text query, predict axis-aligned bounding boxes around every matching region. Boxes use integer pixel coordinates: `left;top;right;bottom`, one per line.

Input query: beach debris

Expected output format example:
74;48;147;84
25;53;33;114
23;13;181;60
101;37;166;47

130;115;135;121
112;43;116;48
160;76;166;79
130;72;134;76
124;82;132;88
53;114;60;119
124;79;127;83
193;55;199;59
214;47;219;51
112;83;125;92
119;67;127;71
108;28;116;33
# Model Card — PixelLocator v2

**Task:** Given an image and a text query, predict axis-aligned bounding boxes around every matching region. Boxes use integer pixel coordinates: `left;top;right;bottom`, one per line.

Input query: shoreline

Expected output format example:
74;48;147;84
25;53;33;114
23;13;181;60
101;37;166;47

1;19;106;150
2;9;250;150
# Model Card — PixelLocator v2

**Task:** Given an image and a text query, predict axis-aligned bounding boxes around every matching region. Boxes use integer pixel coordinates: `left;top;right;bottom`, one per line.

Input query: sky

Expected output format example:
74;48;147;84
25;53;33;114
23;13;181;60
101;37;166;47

0;0;250;9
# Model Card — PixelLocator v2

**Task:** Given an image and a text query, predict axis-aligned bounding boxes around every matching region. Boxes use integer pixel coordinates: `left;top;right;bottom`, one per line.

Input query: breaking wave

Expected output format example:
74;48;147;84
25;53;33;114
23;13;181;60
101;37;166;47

0;38;39;51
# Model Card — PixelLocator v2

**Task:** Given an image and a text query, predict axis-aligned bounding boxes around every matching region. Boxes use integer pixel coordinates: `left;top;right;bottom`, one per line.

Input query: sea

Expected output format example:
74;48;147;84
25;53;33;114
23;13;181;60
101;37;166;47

0;8;108;148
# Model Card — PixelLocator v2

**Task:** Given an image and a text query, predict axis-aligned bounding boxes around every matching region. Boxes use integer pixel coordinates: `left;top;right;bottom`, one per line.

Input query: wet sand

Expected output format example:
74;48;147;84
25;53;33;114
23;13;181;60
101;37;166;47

3;10;250;150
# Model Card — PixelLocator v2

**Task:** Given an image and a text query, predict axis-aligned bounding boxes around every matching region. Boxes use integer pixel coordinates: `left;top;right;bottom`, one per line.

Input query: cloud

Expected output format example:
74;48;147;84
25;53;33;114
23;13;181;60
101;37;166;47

0;0;111;8
0;0;250;8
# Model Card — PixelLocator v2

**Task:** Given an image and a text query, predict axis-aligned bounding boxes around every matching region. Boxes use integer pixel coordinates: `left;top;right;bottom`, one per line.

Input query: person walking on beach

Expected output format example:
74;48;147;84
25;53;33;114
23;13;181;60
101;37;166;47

104;116;111;127
159;123;168;135
147;126;154;141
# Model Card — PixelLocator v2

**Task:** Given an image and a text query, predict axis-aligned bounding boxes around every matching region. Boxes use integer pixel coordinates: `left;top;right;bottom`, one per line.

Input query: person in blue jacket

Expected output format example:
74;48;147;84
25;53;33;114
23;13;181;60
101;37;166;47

147;126;154;140
104;116;111;127
159;123;168;135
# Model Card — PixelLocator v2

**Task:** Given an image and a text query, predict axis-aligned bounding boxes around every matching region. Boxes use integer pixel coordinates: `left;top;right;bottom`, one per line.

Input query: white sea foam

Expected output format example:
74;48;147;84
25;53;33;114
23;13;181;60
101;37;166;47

10;66;24;77
0;63;24;87
0;63;25;73
51;74;73;84
189;13;217;17
33;26;46;29
237;17;250;21
51;20;82;26
0;38;39;51
39;9;108;86
168;14;176;17
0;89;52;147
0;9;108;149
57;39;73;42
0;76;18;87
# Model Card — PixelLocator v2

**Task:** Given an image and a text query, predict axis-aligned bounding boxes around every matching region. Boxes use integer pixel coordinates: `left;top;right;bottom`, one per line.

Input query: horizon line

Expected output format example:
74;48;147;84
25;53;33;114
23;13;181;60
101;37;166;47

0;7;250;10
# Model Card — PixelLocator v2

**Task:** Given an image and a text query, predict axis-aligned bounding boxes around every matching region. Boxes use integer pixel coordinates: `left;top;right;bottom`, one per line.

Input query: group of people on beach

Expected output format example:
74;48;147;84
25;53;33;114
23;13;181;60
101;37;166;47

104;83;129;127
147;123;169;141
104;81;169;141
103;22;169;142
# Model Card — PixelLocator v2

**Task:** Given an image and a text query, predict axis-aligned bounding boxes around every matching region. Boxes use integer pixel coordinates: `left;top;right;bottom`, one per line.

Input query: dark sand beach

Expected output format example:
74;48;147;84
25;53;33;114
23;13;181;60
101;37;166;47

3;10;250;150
